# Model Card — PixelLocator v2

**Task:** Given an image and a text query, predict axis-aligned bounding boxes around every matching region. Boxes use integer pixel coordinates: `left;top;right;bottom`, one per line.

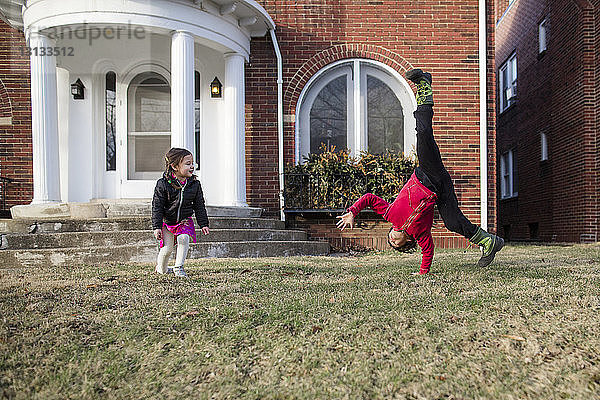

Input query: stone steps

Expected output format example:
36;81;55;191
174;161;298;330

0;240;330;268
0;211;330;267
0;217;285;234
1;229;307;250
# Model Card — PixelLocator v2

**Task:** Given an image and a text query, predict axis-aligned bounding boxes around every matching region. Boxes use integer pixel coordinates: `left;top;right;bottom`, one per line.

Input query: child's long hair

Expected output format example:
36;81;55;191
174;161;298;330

388;227;417;253
164;147;193;177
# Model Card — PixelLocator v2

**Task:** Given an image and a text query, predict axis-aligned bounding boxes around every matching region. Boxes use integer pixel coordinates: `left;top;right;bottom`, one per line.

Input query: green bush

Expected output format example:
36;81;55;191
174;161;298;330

284;145;417;209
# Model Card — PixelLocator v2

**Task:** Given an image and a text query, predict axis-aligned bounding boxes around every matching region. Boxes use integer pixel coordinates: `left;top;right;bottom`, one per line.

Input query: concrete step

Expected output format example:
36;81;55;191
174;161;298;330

10;201;263;219
1;229;307;250
0;217;285;234
0;240;330;268
96;200;263;218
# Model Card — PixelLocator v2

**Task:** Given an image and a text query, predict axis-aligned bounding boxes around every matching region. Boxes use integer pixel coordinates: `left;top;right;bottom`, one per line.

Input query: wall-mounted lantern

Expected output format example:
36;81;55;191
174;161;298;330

71;78;85;100
210;77;222;98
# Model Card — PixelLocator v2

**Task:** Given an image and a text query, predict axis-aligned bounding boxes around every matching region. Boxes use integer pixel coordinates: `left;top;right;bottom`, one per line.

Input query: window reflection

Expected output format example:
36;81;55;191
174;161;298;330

310;75;347;154
367;75;403;153
105;71;116;171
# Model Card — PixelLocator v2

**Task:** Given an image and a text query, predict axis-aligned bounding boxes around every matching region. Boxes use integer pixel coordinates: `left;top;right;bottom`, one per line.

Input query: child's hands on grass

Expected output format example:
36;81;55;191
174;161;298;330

336;212;354;231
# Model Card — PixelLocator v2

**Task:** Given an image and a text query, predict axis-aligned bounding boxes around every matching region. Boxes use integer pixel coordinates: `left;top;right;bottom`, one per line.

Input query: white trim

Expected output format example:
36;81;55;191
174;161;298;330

91;59;118;200
295;58;417;163
479;0;488;229
269;29;284;221
8;0;275;34
23;1;252;59
353;59;362;155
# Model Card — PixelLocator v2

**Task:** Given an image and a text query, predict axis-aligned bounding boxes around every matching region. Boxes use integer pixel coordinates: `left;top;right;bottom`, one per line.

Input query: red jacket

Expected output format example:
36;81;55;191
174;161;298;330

348;172;437;273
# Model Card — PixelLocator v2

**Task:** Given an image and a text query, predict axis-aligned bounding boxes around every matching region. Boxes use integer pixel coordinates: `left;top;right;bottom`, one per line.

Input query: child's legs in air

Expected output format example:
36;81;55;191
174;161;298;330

436;174;478;238
414;105;477;239
415;105;446;186
156;228;174;273
174;234;190;269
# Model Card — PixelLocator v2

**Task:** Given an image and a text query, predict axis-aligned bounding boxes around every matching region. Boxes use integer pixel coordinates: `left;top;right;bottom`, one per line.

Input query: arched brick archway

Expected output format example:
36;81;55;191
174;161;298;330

0;79;13;125
284;44;415;116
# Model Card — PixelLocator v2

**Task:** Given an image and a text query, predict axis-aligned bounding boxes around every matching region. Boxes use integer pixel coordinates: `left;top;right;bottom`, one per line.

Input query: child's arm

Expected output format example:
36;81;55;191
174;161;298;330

348;193;390;217
151;182;167;233
337;193;390;231
194;183;210;233
414;231;434;274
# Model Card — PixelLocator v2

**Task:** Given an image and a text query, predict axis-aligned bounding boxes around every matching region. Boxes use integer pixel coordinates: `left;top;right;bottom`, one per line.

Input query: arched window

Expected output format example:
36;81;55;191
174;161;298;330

105;71;116;171
298;60;415;162
127;72;170;180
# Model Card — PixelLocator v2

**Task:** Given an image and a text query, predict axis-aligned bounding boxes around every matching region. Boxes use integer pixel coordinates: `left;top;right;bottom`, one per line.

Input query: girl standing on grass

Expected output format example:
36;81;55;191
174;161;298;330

337;69;503;275
152;147;210;277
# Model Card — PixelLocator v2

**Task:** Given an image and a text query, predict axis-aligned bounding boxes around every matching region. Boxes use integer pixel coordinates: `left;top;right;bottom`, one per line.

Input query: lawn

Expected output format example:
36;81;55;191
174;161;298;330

1;244;599;399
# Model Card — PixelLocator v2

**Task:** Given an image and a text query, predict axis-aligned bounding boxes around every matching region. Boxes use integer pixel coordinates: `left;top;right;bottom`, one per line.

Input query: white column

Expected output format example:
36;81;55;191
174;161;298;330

222;52;247;207
29;31;60;203
170;31;195;156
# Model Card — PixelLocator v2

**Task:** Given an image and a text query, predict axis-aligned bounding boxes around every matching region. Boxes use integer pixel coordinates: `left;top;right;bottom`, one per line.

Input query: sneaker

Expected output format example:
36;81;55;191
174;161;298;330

405;69;433;105
156;266;174;275
470;227;505;267
173;266;188;278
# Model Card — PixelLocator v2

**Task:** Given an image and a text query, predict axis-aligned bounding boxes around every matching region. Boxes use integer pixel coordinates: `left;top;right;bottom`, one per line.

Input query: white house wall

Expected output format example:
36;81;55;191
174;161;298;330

52;32;227;204
56;67;69;202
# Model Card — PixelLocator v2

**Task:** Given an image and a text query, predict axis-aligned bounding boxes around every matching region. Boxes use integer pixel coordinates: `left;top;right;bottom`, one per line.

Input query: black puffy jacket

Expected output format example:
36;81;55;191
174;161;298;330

151;172;209;230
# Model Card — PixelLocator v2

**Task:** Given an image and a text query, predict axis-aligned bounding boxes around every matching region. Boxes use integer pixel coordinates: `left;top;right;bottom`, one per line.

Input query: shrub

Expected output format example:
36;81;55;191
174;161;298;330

284;145;417;209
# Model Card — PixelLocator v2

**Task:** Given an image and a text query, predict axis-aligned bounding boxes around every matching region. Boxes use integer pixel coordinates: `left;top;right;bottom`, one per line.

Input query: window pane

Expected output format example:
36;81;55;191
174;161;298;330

367;75;403;153
194;71;201;162
512;149;518;195
539;20;547;53
134;77;170;132
510;56;517;85
310;75;347;154
105;71;116;171
540;132;548;160
130;136;171;172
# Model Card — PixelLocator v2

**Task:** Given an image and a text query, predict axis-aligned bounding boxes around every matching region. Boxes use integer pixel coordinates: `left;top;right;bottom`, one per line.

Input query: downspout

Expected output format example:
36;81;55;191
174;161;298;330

269;28;285;221
479;0;488;230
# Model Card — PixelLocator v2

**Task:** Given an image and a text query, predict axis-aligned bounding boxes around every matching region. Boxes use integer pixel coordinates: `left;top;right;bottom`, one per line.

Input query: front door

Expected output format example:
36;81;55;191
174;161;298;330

119;71;171;198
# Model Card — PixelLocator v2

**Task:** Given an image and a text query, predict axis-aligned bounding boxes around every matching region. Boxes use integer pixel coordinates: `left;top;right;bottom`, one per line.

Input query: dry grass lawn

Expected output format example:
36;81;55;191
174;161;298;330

1;243;599;399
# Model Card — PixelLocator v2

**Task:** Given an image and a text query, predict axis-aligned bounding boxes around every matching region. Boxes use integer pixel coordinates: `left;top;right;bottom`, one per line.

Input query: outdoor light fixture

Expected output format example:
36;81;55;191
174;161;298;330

210;77;222;98
71;78;85;100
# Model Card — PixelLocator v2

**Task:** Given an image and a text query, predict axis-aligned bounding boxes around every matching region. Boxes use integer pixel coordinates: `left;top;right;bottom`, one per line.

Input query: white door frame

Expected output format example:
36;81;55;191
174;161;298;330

118;62;171;198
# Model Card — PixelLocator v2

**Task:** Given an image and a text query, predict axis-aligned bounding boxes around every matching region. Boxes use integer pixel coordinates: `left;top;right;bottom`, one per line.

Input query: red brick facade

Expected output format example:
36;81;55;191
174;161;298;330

495;0;599;242
0;21;33;210
286;212;477;252
1;2;499;252
247;0;497;247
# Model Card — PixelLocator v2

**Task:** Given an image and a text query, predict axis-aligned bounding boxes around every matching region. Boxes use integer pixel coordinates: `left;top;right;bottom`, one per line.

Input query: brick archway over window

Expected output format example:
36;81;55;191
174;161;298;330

0;79;13;125
284;44;415;115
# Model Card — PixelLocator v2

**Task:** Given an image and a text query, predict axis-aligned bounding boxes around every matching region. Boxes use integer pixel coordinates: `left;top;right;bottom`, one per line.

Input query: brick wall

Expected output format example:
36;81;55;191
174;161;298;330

0;20;33;209
247;0;497;247
496;0;598;242
286;212;477;252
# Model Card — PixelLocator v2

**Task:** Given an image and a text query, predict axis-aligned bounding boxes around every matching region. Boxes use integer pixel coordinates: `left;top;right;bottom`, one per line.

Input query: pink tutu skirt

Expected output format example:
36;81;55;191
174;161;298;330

159;217;197;248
